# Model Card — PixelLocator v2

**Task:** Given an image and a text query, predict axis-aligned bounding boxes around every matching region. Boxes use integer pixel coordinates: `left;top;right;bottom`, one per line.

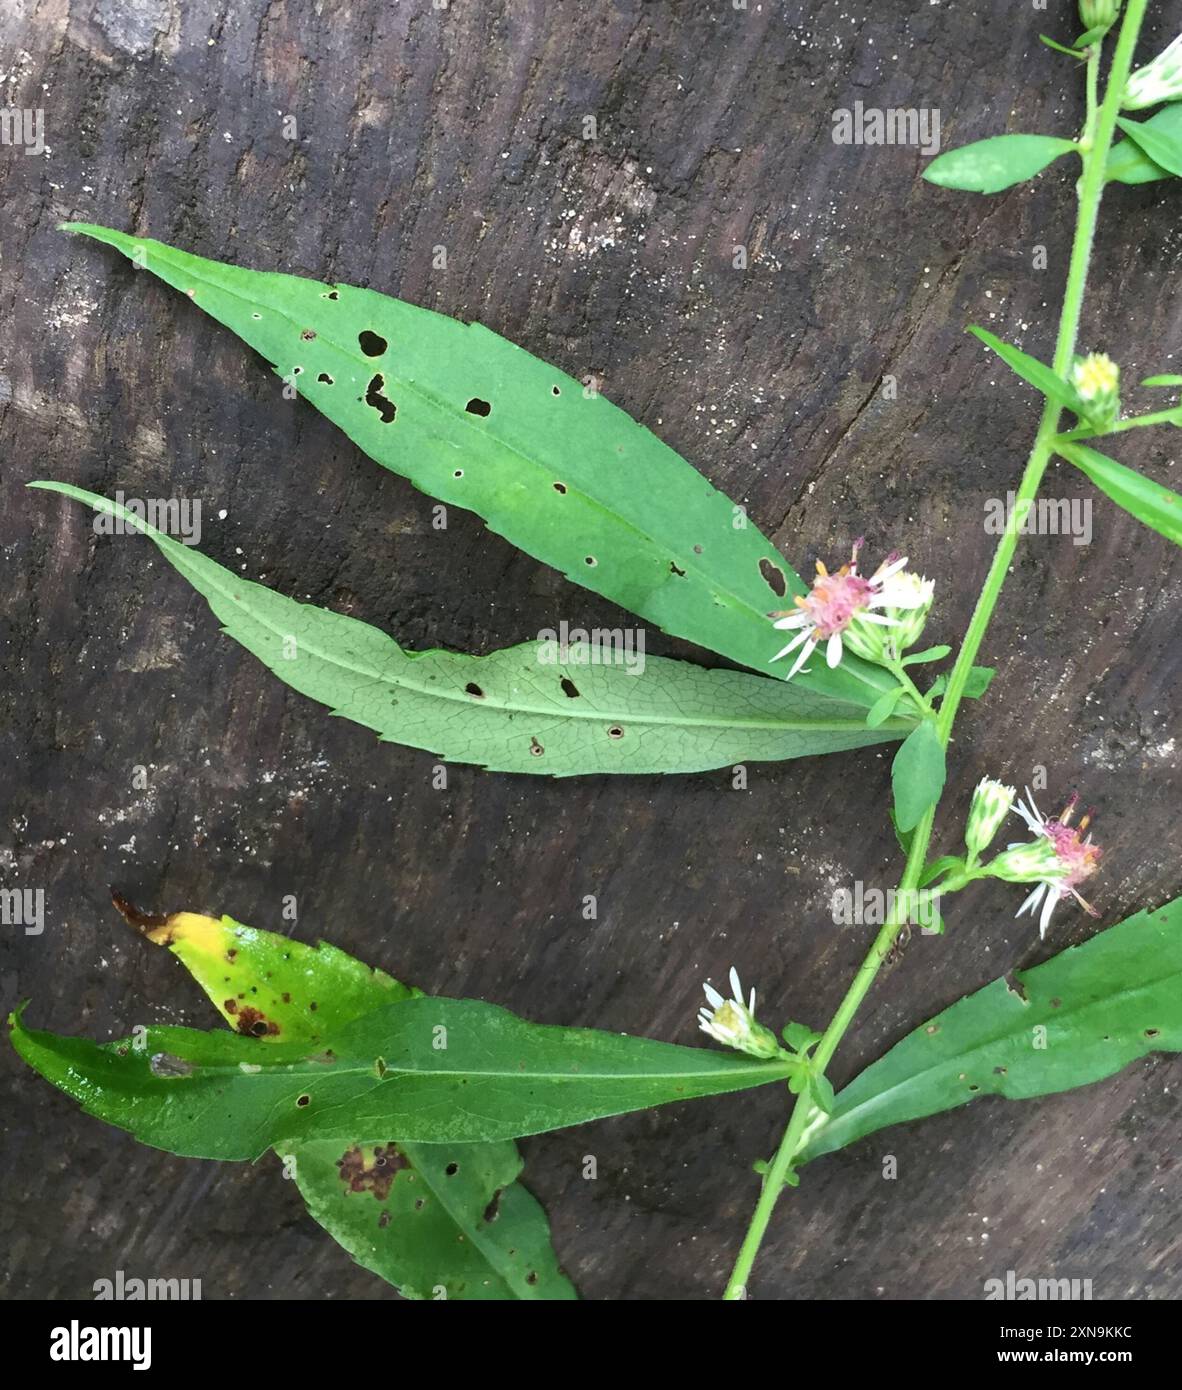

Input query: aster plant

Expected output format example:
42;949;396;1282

12;0;1182;1300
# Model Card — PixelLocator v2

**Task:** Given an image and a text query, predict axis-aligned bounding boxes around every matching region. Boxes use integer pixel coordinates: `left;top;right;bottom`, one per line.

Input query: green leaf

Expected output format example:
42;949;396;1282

1141;375;1182;388
800;897;1182;1164
1073;24;1109;47
864;685;905;728
968;326;1088;416
889;808;914;856
919;855;965;889
10;995;794;1159
31;484;912;776
1113;115;1182;178
891;721;946;832
927;665;994;701
108;903;574;1300
808;1072;836;1115
288;1138;572;1300
901;645;951;666
1038;34;1087;59
1107;103;1182;184
782;1021;822;1054
923;134;1078;194
1056;441;1182;548
59;222;894;712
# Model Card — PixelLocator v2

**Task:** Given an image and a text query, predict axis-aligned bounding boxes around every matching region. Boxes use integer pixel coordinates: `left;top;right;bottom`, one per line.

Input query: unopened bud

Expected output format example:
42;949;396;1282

1070;352;1121;430
1124;34;1182;110
965;778;1016;859
1079;0;1121;33
986;838;1061;884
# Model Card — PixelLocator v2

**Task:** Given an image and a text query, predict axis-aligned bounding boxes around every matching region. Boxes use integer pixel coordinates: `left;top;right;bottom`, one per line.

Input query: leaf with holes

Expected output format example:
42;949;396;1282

9;996;796;1158
799;897;1182;1164
60;223;898;712
116;901;572;1300
32;484;914;776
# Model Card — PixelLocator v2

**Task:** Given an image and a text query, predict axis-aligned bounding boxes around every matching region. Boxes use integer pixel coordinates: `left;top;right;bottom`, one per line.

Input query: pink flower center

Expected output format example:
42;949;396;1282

1044;820;1101;889
798;570;874;639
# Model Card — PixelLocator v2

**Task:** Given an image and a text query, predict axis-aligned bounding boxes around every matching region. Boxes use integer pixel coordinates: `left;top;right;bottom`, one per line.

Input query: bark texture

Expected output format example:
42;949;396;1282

1;0;1179;1300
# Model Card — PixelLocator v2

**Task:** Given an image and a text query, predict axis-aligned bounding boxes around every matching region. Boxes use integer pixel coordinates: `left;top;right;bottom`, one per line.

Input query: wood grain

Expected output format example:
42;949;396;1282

1;0;1179;1300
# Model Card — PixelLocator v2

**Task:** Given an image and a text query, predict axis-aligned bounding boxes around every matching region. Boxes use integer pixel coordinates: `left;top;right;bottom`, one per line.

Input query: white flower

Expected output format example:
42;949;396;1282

769;540;929;678
698;968;782;1060
878;570;935;659
989;788;1102;939
1124;33;1182;110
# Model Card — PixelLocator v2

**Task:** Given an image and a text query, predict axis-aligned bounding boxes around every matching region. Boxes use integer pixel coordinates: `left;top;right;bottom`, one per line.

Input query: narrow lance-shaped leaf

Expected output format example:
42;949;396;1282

923;134;1078;194
118;901;573;1301
968;326;1088;417
32;484;913;776
60;222;896;710
1113;115;1182;179
10;994;796;1159
1056;441;1182;548
800;896;1182;1164
1106;103;1182;184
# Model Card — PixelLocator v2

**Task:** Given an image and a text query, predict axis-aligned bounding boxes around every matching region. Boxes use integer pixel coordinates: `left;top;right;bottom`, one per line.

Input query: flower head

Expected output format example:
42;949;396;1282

698;968;782;1060
769;540;929;677
877;570;936;659
1080;0;1121;34
1124;33;1182;110
989;789;1102;938
1070;351;1121;429
965;777;1016;860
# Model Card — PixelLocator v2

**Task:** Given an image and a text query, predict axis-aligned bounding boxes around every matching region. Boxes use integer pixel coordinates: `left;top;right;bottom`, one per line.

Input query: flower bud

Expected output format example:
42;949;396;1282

1124;34;1182;110
1070;352;1121;430
885;572;935;656
699;969;783;1060
1079;0;1121;32
985;838;1062;884
965;778;1015;860
842;610;891;664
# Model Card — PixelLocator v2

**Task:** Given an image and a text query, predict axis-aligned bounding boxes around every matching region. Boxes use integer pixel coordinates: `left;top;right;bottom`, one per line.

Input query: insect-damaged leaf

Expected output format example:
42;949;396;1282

10;996;795;1159
799;896;1182;1164
118;903;572;1300
59;222;896;711
32;484;913;776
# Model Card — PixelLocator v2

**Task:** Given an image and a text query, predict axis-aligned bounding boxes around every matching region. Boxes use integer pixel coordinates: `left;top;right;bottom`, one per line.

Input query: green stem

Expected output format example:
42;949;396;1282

1059;405;1182;441
722;0;1149;1302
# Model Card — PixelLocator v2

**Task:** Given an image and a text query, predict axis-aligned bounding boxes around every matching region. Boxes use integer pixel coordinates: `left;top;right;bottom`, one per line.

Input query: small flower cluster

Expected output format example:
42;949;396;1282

965;780;1103;938
1070;351;1121;430
769;540;933;677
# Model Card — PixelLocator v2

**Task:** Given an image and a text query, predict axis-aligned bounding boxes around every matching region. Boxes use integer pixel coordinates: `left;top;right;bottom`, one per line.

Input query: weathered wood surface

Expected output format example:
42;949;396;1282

2;0;1180;1301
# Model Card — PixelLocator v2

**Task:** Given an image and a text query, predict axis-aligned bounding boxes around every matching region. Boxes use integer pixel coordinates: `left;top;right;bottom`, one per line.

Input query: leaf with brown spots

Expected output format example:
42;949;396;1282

117;901;574;1299
799;896;1182;1164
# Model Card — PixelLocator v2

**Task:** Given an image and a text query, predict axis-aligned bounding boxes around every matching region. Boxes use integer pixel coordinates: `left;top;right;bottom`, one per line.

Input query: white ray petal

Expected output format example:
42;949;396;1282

786;637;817;679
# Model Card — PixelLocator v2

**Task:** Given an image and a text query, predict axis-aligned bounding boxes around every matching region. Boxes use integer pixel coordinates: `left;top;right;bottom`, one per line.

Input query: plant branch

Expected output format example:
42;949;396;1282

722;0;1150;1301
